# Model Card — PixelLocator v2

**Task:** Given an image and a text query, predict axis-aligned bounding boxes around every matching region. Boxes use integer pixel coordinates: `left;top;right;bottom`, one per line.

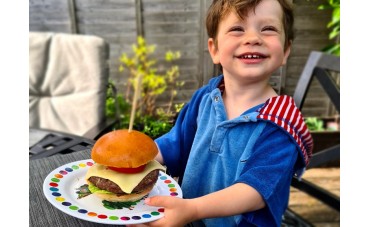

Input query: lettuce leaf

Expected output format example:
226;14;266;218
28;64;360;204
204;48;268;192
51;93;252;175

88;182;114;195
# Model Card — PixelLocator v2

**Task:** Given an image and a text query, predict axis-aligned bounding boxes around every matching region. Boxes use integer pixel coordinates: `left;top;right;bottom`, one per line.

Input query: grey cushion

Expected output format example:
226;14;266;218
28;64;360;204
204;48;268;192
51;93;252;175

29;32;109;137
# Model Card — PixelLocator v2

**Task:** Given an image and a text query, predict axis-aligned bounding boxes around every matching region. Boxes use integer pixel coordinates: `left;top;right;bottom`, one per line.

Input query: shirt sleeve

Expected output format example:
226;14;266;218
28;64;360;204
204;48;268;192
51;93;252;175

234;123;300;226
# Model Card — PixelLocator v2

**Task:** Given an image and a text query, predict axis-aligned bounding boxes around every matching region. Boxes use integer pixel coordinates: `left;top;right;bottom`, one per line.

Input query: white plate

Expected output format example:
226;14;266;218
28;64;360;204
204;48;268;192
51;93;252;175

43;159;182;225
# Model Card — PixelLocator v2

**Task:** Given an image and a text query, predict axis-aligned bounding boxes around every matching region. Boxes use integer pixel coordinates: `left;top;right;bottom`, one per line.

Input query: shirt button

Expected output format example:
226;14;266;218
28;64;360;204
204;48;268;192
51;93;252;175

244;115;250;120
214;96;219;102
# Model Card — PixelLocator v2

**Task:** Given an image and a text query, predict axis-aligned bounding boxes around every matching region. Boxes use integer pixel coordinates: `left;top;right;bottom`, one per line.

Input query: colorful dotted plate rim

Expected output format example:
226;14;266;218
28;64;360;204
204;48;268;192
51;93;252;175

42;159;182;225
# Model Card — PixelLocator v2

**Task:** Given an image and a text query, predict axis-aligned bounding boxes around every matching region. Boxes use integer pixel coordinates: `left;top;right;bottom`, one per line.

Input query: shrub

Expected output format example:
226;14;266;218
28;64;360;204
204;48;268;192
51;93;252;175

106;36;184;138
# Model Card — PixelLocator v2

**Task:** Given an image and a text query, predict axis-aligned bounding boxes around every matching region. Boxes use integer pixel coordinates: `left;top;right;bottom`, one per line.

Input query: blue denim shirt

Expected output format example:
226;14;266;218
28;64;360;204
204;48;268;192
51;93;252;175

155;75;306;226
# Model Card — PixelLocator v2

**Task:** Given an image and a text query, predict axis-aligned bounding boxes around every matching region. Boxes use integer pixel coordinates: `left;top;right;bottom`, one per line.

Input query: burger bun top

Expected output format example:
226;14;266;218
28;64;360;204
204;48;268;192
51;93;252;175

91;129;158;168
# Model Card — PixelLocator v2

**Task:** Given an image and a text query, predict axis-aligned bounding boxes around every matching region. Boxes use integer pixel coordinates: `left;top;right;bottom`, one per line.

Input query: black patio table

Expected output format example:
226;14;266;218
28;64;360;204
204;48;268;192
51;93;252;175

29;127;95;160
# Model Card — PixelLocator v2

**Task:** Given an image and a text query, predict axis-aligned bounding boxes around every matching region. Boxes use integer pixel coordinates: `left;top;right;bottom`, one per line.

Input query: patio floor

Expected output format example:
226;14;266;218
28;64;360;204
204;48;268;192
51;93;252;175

288;167;340;227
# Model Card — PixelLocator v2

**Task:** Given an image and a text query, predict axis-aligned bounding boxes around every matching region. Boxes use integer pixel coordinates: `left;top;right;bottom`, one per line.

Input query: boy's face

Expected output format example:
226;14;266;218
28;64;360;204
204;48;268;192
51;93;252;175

208;0;291;82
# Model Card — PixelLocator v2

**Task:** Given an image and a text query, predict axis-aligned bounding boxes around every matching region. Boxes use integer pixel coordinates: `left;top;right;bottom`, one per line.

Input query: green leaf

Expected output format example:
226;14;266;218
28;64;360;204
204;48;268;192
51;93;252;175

328;30;339;40
322;44;340;56
318;4;331;10
119;65;124;72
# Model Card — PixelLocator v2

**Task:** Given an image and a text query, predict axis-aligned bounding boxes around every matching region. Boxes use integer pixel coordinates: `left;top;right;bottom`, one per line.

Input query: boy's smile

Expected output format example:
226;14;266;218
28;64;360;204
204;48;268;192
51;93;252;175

208;0;291;83
236;52;267;64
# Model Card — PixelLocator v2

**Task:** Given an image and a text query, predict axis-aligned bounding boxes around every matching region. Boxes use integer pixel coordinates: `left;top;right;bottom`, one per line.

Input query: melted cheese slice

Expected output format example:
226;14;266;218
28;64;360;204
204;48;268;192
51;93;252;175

85;160;166;193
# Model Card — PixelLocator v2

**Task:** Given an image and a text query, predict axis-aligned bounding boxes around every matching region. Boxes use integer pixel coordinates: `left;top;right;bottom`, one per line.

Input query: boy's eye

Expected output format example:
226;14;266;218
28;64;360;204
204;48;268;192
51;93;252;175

262;26;278;32
229;26;244;32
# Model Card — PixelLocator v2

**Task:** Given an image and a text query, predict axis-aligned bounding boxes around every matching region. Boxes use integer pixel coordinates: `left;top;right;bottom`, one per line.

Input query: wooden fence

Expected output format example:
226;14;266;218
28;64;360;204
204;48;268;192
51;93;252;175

29;0;337;117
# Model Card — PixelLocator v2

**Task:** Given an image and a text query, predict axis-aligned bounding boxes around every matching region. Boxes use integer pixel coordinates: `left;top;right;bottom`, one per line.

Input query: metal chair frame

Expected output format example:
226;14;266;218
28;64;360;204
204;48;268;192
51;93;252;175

283;51;340;226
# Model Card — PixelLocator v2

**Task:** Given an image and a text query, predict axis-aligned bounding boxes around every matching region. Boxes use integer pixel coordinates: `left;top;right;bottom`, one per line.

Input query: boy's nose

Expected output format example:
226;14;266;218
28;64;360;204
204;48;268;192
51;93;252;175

242;30;262;46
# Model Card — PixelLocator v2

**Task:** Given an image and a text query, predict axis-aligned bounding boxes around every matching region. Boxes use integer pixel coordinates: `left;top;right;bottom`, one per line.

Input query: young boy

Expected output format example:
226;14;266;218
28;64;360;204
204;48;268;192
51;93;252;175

133;0;313;226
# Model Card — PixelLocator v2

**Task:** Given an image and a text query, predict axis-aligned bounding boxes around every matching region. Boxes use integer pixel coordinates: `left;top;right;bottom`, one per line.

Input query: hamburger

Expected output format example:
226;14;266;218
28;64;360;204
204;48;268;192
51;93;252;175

85;129;166;202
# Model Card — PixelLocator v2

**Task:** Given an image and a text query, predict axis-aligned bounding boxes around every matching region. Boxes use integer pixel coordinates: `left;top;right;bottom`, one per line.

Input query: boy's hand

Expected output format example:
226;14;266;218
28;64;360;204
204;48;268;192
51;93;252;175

127;196;197;227
127;183;265;227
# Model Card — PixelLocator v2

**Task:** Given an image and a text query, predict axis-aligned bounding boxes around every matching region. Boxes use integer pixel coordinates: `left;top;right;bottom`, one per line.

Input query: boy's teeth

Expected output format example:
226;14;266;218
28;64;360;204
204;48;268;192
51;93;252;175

241;55;260;59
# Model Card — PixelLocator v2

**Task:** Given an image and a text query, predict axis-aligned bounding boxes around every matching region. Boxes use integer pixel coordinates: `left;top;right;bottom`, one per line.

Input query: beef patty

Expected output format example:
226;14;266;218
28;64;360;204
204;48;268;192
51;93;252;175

88;170;159;195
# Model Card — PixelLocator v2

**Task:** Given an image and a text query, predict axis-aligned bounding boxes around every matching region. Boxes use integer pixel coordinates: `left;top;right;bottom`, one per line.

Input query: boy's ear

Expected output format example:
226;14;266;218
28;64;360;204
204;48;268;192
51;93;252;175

282;41;292;66
208;38;220;64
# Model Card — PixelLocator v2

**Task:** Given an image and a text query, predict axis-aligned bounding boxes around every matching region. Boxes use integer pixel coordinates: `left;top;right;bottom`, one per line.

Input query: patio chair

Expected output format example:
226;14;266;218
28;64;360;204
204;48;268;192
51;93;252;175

29;32;120;159
282;51;340;226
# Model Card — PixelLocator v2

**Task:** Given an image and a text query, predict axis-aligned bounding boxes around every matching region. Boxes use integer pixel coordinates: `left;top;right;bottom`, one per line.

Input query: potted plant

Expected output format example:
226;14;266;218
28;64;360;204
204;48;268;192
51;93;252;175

105;36;184;139
305;116;340;166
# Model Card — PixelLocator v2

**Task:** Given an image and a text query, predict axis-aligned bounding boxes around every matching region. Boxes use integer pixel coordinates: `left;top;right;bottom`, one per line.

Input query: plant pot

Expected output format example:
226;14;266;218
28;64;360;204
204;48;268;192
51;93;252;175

310;130;340;167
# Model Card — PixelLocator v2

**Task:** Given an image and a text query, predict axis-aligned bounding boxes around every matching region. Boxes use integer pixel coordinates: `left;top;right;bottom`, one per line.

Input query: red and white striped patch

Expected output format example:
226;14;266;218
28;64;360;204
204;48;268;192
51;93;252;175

257;95;313;166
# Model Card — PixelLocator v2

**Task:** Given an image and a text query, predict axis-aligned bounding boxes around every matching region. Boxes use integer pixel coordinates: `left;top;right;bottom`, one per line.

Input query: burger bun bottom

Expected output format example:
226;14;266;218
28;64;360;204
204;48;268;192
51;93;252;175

92;184;154;202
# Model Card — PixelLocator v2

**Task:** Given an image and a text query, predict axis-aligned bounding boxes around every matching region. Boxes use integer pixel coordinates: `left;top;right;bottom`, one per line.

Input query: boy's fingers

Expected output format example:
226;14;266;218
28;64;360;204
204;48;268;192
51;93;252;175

145;196;172;207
